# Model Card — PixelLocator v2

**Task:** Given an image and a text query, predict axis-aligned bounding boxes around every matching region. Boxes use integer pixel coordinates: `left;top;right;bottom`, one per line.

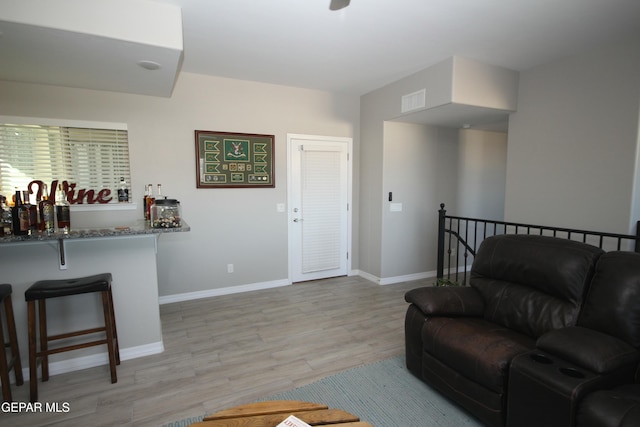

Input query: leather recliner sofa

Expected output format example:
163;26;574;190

405;234;640;427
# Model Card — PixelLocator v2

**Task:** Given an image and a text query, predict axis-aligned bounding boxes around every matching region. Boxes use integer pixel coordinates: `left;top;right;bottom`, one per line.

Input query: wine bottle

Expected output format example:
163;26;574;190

22;190;38;234
39;183;55;233
118;177;129;203
55;188;71;232
11;189;29;236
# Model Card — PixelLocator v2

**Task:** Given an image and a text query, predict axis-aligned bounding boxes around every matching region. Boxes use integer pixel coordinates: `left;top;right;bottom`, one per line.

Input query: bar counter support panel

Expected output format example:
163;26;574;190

0;221;190;381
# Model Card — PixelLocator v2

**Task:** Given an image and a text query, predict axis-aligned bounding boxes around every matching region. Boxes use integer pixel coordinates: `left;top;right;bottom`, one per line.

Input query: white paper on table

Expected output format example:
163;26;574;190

276;414;312;427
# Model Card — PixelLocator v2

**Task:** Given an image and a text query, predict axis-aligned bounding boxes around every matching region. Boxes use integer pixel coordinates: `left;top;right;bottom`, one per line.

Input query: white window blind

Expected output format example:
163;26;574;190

0;120;130;204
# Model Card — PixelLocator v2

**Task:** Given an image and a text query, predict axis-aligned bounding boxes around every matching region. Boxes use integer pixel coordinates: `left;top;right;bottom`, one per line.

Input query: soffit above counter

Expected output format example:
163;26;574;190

0;0;183;97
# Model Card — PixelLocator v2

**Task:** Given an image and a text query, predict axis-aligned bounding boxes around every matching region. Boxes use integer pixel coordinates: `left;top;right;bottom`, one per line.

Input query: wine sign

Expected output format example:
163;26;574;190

28;180;113;204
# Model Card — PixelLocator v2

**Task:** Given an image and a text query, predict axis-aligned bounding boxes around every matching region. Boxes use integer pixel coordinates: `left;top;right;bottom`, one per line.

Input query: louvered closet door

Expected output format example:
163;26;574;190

290;138;349;283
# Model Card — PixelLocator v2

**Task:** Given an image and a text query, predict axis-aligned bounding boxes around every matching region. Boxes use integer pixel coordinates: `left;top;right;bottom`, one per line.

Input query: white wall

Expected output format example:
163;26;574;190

0;72;360;298
505;38;640;233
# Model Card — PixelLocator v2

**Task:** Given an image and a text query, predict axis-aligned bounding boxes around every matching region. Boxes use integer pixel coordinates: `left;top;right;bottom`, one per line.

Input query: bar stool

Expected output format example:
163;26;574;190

0;284;23;401
25;273;119;402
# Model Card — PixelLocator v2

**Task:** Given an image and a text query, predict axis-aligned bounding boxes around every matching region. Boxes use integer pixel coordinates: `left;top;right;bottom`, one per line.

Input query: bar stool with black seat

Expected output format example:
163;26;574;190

0;284;23;402
25;273;119;402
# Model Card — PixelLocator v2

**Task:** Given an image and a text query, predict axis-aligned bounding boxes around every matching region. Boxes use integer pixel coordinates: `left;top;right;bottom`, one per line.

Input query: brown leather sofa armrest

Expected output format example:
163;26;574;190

404;286;484;316
537;326;640;374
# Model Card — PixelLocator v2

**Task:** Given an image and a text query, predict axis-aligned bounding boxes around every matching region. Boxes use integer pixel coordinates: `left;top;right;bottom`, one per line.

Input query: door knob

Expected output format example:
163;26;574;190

293;218;303;222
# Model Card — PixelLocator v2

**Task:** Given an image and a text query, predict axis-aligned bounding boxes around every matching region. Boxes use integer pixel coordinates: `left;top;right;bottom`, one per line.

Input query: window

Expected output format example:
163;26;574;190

0;118;131;205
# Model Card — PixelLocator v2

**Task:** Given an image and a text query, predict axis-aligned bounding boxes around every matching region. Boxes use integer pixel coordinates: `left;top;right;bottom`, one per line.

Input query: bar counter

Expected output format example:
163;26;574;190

0;219;190;384
0;219;190;243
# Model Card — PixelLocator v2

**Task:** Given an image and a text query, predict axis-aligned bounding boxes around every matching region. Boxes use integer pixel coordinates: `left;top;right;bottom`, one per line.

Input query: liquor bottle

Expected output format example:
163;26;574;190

11;189;29;236
0;195;10;236
55;188;71;232
145;183;155;221
142;184;149;219
39;183;55;233
118;177;129;203
157;183;163;199
22;190;38;234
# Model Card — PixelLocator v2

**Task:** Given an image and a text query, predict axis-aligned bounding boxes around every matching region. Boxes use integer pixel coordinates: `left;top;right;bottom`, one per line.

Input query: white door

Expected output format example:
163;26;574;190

288;134;352;283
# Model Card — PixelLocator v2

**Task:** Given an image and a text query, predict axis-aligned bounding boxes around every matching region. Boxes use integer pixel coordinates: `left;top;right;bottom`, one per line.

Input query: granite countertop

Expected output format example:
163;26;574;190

0;219;190;244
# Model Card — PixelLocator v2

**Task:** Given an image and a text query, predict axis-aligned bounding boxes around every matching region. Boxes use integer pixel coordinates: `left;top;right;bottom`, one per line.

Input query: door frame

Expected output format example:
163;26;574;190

287;133;353;283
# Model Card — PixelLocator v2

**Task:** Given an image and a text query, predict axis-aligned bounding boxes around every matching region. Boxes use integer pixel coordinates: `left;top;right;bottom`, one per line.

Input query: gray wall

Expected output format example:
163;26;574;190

4;36;634;299
505;38;640;233
457;129;508;218
357;58;456;279
381;122;458;279
379;123;507;281
0;72;360;298
359;57;513;282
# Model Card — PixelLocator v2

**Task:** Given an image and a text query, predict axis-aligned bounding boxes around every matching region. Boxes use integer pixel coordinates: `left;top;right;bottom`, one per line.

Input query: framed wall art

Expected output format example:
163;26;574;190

195;130;275;188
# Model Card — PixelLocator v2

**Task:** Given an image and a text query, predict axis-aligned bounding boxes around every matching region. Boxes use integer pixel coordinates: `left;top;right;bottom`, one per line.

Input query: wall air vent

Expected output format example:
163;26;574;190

401;89;426;113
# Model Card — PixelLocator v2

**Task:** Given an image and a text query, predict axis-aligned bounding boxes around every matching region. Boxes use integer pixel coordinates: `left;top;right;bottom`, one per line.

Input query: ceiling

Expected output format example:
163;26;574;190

157;0;640;95
1;0;640;128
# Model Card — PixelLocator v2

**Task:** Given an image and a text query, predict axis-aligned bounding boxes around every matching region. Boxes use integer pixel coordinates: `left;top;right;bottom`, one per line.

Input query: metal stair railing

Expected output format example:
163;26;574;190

437;203;640;285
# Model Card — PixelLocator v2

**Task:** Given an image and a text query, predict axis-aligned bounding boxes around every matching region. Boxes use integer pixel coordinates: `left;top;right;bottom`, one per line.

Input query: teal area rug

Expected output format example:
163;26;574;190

162;356;483;427
258;356;483;427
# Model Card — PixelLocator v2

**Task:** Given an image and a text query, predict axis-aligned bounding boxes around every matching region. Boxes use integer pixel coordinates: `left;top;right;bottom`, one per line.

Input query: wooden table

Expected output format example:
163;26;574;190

192;400;374;427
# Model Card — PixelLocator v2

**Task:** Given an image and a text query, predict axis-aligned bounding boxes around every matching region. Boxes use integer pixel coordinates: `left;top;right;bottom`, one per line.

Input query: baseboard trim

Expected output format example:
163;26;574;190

20;341;164;381
355;270;380;284
357;270;438;286
158;269;435;306
159;279;291;305
380;270;437;285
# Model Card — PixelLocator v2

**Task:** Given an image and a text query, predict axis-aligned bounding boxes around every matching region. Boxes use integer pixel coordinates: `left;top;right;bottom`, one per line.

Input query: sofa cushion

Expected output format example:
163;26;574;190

422;316;535;392
471;235;603;338
578;251;640;348
421;351;505;427
405;286;484;317
473;278;588;338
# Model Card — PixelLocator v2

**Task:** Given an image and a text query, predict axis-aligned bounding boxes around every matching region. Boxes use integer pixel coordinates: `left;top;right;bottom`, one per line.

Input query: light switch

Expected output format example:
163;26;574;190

390;203;403;212
276;203;285;212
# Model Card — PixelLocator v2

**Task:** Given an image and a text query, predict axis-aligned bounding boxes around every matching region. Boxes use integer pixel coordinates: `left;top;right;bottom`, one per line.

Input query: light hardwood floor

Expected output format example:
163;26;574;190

2;275;431;426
